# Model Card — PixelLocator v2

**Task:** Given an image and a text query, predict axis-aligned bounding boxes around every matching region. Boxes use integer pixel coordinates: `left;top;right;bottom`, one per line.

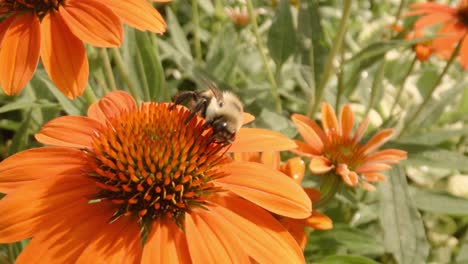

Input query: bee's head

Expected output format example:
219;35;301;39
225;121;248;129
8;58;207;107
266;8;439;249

210;119;236;144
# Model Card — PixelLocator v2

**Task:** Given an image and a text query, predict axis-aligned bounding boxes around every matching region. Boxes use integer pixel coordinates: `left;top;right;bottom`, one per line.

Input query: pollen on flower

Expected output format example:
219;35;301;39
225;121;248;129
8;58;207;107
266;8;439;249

85;103;228;225
1;0;63;17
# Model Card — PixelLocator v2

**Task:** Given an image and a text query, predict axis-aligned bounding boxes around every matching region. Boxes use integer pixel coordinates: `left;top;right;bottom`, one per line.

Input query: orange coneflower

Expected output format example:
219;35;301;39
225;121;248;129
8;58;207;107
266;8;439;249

233;151;333;249
0;91;312;263
406;0;468;68
0;0;168;98
291;103;407;191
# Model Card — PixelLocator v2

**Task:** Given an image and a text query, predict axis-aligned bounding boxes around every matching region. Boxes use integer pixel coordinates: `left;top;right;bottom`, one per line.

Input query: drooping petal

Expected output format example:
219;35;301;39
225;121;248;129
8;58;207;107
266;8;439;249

321;103;339;134
290;140;320;157
407;3;457;16
364;149;407;164
87;90;137;124
16;202;116;263
76;216;142;264
100;0;166;33
432;22;465;57
352;116;369;142
303;187;321;202
0;13;40;95
0;175;96;243
214;161;311;218
60;0;123;47
278;218;307;250
360;128;394;155
35;116;102;148
185;211;248;263
280;157;305;183
339;104;354;138
304;211;333;230
308;156;333;174
355;163;392;173
291;114;324;153
413;13;456;31
142;220;191;264
209;195;305;264
362;172;387;182
229;128;297;153
0;147;87;193
0;16;15;46
260;151;280;169
40;11;88;98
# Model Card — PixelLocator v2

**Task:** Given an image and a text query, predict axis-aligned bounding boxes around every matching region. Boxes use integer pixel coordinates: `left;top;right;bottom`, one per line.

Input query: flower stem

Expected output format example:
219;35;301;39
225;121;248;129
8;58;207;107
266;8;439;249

246;0;282;113
307;0;352;118
192;0;202;62
83;85;98;106
364;59;386;117
398;40;461;138
335;47;346;113
315;173;342;210
390;55;417;115
110;48;140;100
99;48;117;91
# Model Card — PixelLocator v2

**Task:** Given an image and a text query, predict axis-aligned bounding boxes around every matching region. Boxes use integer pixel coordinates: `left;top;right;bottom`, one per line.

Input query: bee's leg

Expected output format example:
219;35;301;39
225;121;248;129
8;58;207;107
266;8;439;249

170;91;198;110
185;98;208;124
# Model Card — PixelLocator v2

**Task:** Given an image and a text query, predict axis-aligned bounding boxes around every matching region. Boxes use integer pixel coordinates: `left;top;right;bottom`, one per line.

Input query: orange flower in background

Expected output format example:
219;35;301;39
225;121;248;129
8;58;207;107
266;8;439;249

405;31;434;62
233;152;333;249
291;103;407;191
0;91;312;263
406;0;468;68
0;0;168;98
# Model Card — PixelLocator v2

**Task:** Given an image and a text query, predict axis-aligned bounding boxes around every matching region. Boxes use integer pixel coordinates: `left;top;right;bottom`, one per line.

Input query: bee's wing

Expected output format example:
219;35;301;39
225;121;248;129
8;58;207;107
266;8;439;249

203;79;224;104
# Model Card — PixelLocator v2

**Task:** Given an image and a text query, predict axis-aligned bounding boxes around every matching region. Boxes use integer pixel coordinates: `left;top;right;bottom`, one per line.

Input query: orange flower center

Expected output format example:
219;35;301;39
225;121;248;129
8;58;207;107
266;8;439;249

85;103;227;226
0;0;63;18
323;132;363;170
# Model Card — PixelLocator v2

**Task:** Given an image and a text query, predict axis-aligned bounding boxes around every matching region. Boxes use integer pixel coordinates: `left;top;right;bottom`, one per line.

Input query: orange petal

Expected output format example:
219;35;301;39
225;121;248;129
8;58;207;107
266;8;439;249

362;172;387;183
232;152;261;163
0;16;14;47
361;128;394;155
229;128;297;153
308;156;333;174
459;35;468;69
40;11;88;99
60;0;123;47
0;13;40;95
291;114;324;153
209;195;305;264
101;0;166;33
355;163;392;173
35;116;102;148
413;13;455;31
185;210;249;263
214;161;311;218
352;117;369;142
260;151;280;169
303;187;321;202
339;104;354;138
362;182;377;191
0;175;95;243
142;220;190;264
340;170;359;186
321;102;339;134
432;22;464;56
242;112;255;125
364;149;407;164
278;218;307;250
304;211;333;230
0;147;87;193
280;157;305;183
76;216;142;264
408;3;456;15
290;140;320;157
87;90;137;124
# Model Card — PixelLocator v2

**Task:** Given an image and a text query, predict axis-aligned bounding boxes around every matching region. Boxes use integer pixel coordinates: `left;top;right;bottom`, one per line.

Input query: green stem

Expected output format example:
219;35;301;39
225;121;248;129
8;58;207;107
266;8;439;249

99;48;117;91
364;59;386;116
398;39;461;138
315;173;341;210
307;0;352;118
391;0;406;28
110;48;139;100
335;46;346;113
192;0;202;62
83;85;98;106
246;0;282;113
390;55;417;115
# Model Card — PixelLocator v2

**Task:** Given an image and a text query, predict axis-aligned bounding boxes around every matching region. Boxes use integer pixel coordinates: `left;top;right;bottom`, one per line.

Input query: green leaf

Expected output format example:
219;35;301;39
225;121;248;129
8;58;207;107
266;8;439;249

316;255;380;264
166;7;192;60
267;0;296;67
7;110;33;156
410;187;468;216
297;0;328;87
314;225;385;255
379;166;429;264
398;128;468;146
407;149;468;171
0;100;58;114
